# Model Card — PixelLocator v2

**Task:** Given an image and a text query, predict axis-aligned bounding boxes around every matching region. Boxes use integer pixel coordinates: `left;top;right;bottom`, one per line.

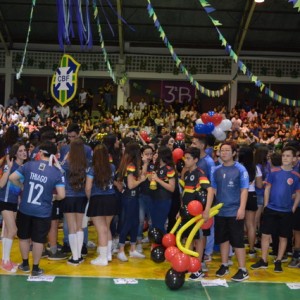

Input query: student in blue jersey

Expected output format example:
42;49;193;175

179;147;214;281
0;143;27;272
60;123;92;256
115;142;147;262
149;146;176;233
251;146;300;273
61;138;88;265
86;144;120;266
9;141;65;276
210;142;250;282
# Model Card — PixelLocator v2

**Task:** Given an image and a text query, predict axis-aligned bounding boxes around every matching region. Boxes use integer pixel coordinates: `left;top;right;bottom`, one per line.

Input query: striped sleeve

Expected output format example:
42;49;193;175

166;167;175;178
127;164;136;175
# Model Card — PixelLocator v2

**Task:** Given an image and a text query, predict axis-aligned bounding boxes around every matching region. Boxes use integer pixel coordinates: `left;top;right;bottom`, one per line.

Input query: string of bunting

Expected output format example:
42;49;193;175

199;0;300;107
146;0;232;98
288;0;300;11
92;0;127;86
16;0;36;80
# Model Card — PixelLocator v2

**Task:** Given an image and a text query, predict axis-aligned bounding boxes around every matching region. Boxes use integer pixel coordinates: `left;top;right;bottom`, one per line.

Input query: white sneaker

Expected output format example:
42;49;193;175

202;261;209;272
136;244;143;253
141;237;149;243
91;256;108;266
117;252;128;262
129;250;146;258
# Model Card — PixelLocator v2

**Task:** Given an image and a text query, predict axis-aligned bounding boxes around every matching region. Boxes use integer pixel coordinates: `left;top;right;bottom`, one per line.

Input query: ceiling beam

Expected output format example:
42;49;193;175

117;0;124;60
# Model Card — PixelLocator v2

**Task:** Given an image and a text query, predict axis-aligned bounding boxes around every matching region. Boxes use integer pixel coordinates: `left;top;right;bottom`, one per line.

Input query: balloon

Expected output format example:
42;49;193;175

176;132;184;141
146;136;151;143
148;227;164;244
187;200;203;217
212;113;223;126
162;233;176;248
194;123;206;134
201;113;210;124
201;218;214;230
205;122;215;134
216;131;226;141
165;246;180;262
188;257;201;273
171;252;190;273
219;119;232;131
151;245;165;263
208;111;215;117
165;268;185;290
172;148;184;164
195;118;203;124
212;126;226;140
180;204;191;220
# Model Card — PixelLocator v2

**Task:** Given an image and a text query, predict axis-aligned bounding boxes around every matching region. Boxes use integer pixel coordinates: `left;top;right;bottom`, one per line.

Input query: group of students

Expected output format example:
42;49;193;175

0;122;300;282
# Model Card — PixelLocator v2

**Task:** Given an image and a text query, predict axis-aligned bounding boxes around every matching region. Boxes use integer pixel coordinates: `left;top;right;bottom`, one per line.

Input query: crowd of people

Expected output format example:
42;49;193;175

0;88;300;282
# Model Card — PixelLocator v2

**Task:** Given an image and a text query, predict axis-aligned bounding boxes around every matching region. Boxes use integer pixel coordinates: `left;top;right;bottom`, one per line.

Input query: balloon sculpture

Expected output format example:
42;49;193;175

149;203;223;290
194;111;232;141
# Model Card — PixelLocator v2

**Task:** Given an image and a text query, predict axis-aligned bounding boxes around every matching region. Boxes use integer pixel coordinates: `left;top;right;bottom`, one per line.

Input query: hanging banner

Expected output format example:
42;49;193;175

50;54;81;106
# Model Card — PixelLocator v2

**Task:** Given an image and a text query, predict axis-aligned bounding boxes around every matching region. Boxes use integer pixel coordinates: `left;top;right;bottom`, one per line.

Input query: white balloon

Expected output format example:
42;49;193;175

219;119;232;131
196;118;203;124
212;126;223;137
217;131;227;141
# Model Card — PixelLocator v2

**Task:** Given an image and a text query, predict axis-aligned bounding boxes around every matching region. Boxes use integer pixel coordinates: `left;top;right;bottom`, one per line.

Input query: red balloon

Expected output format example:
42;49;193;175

162;233;176;248
172;148;184;164
212;113;223;126
146;136;151;143
201;113;211;124
171;252;190;273
176;132;184;141
201;218;214;230
165;246;180;262
188;257;201;273
187;200;203;217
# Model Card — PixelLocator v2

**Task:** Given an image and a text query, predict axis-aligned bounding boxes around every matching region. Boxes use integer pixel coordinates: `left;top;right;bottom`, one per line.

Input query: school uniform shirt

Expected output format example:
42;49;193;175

87;164;116;196
211;162;249;217
152;165;176;200
15;160;65;218
181;168;211;206
265;167;300;212
121;163;139;197
61;160;86;197
0;161;22;204
60;143;93;163
197;154;215;179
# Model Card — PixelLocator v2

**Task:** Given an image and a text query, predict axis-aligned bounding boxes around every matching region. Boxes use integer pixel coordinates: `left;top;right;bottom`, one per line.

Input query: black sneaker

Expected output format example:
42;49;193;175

189;271;205;281
251;258;268;270
288;258;300;268
274;260;283;272
216;264;229;277
31;268;44;277
41;249;50;258
67;257;80;266
248;249;257;258
62;244;71;254
81;244;88;257
231;269;249;282
78;256;84;264
18;263;30;273
47;250;67;261
254;241;261;250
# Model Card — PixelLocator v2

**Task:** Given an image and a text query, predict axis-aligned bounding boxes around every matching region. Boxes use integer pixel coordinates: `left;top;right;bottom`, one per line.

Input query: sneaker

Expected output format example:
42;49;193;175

274;260;283;272
1;260;17;273
254;241;261;250
47;250;67;261
231;269;249;282
251;258;268;269
288;258;300;268
62;244;71;254
189;270;205;281
18;263;30;273
228;259;234;266
136;243;143;254
91;256;108;266
31;268;44;277
141;237;149;243
281;255;288;263
129;250;146;258
67;257;80;266
41;249;50;258
87;241;97;249
81;244;88;257
204;254;212;262
248;249;257;258
202;261;209;272
78;256;84;264
216;265;229;277
117;252;128;262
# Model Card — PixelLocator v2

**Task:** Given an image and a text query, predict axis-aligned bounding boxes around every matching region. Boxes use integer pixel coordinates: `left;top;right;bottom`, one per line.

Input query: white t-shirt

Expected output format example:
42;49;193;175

249;165;262;192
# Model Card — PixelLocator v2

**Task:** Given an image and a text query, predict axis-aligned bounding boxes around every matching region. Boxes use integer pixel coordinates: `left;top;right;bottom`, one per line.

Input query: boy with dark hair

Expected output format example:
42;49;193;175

251;146;300;272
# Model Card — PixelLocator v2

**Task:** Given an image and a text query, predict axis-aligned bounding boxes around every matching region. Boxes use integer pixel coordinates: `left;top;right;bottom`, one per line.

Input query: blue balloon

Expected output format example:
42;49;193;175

208;111;215;117
194;124;206;134
205;122;215;134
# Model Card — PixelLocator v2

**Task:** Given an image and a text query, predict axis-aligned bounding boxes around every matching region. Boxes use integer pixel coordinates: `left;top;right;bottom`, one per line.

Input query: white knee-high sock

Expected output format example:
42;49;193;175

69;233;79;260
2;237;7;262
3;238;13;263
76;231;84;258
107;240;112;261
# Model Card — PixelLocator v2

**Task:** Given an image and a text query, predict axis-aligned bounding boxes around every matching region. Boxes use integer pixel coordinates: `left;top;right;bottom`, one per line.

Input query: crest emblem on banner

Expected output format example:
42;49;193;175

51;54;80;106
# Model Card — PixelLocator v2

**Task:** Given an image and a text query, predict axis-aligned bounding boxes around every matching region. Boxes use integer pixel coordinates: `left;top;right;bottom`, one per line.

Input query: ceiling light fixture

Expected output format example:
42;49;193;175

255;0;265;3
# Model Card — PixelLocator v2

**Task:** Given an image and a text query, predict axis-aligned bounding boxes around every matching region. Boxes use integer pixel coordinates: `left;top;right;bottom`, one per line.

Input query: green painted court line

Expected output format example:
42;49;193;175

1;275;299;300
